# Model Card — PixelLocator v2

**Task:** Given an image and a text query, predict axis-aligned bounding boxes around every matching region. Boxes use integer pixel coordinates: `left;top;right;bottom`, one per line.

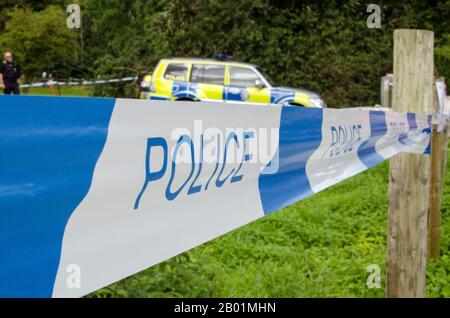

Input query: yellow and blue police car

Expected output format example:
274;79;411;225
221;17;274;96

140;54;326;108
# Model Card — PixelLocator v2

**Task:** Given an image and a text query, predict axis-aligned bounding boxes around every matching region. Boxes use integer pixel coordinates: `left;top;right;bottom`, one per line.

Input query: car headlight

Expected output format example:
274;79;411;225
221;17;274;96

141;81;156;93
310;98;325;108
140;81;150;91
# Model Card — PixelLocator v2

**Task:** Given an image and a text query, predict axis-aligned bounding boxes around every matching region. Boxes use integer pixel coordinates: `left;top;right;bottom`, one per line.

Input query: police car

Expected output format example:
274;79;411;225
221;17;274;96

140;54;326;108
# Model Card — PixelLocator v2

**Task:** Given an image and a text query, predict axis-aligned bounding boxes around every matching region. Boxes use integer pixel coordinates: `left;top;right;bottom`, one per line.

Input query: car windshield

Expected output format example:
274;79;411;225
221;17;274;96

256;67;277;87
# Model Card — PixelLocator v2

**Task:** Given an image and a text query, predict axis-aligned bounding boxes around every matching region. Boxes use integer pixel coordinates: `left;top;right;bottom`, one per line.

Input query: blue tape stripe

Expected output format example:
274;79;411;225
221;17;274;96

0;95;115;297
258;106;323;214
357;111;387;168
399;113;418;147
407;113;417;130
424;115;432;154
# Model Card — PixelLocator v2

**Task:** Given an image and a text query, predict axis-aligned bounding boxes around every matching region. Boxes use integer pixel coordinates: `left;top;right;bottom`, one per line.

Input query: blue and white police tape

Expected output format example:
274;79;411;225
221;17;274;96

0;95;431;297
19;76;138;88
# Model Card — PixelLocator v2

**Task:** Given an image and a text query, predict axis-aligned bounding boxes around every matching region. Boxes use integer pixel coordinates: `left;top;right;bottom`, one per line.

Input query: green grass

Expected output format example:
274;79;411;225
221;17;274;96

86;152;450;298
19;85;90;97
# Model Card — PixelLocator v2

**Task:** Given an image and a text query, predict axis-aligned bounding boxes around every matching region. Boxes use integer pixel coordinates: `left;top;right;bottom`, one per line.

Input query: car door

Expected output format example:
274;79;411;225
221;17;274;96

189;63;225;102
157;62;191;99
225;66;270;104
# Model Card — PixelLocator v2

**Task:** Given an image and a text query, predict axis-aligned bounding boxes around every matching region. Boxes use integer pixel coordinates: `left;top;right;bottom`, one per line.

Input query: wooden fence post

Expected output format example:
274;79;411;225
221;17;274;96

427;122;448;259
387;29;434;298
427;80;448;260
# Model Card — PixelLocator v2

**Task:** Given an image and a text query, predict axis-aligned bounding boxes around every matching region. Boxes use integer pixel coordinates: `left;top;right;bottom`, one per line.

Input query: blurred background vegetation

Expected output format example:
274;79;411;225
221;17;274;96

0;0;449;107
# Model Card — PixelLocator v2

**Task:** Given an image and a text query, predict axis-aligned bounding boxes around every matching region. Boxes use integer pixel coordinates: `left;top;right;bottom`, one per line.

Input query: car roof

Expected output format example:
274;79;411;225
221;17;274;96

162;57;258;68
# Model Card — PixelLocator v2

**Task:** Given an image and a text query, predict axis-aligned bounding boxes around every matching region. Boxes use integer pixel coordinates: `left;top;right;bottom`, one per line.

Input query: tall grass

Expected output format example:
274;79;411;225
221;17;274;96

89;154;450;298
20;86;90;97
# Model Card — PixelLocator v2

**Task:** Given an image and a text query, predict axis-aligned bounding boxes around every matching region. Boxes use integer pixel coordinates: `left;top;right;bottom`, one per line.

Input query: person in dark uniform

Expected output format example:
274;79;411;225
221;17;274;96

0;52;22;95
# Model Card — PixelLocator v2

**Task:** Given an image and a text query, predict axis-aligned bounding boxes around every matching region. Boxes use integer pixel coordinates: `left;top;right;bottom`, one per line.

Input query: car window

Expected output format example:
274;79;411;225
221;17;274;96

164;63;188;81
256;66;276;87
229;66;261;87
190;64;225;85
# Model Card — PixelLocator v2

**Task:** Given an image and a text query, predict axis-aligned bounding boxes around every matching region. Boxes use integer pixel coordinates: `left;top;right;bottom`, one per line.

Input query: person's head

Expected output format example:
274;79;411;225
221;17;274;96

4;52;13;62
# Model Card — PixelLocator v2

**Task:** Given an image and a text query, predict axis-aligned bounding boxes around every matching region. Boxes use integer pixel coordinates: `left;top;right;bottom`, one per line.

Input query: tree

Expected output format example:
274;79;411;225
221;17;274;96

436;35;450;82
2;0;448;103
0;5;81;80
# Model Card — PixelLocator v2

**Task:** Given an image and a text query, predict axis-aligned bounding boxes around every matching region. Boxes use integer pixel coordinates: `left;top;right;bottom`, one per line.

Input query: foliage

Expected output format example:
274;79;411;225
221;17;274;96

3;1;448;104
0;5;81;80
77;0;450;106
435;34;450;82
21;85;90;96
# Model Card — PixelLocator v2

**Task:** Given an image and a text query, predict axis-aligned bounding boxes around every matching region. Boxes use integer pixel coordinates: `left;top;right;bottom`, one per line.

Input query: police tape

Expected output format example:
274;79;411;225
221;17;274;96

19;76;138;88
0;95;431;297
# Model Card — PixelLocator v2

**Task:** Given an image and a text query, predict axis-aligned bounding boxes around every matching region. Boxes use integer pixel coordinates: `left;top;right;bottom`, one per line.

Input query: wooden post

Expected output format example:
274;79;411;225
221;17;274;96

427;123;448;259
447;97;450;138
387;29;434;298
427;80;448;260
